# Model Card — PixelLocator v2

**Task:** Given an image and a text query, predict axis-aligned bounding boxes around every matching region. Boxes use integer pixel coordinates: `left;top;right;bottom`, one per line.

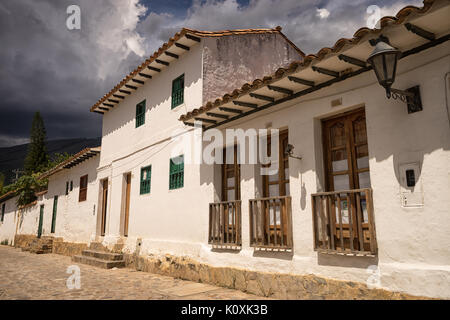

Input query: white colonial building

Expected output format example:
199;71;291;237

1;0;449;299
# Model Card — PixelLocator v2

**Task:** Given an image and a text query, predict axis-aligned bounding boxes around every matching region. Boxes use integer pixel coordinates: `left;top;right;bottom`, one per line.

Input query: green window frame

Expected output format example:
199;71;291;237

136;100;146;128
140;166;152;195
171;74;184;109
1;203;5;222
169;155;184;190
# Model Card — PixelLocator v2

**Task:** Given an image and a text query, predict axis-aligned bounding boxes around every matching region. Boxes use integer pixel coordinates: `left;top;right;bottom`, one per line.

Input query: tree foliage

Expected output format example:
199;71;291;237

24;112;49;175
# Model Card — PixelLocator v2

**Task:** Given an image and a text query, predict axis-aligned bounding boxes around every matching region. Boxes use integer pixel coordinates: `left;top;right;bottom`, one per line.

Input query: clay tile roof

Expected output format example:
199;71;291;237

89;27;303;113
179;0;438;123
39;147;101;180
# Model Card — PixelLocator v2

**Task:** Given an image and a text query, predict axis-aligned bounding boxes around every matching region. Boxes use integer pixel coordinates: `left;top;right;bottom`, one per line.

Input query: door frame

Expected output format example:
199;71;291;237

122;173;131;237
100;179;108;236
51;195;58;233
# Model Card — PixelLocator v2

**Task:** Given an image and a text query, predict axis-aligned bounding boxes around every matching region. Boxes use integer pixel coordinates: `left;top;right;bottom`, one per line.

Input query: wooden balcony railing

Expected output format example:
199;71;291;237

249;196;293;250
311;188;377;256
208;200;242;246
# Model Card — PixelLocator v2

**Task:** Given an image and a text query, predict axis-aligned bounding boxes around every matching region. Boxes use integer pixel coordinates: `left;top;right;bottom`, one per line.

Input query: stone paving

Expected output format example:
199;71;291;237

0;246;265;300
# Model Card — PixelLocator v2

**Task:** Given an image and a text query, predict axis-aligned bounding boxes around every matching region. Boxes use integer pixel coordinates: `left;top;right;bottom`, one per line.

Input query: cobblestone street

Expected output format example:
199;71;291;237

0;246;263;300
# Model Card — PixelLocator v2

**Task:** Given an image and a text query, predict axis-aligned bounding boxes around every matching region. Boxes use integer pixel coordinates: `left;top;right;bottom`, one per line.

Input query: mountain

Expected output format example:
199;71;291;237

0;138;101;186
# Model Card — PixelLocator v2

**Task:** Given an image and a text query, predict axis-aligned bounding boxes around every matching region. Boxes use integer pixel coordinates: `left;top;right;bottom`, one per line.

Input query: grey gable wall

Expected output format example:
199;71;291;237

202;33;303;104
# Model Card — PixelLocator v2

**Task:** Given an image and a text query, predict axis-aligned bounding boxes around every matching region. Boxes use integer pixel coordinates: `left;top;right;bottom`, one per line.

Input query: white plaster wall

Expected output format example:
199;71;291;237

0;196;19;245
42;156;100;243
113;43;449;298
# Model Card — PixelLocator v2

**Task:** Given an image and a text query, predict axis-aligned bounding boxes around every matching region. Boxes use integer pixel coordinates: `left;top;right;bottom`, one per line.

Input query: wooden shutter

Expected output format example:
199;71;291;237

169;155;184;189
79;175;88;202
171;74;184;109
140;166;152;194
136;100;146;128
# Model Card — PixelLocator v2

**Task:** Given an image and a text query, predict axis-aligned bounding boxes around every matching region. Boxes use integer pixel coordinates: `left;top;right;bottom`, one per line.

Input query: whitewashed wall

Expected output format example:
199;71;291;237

0;196;19;245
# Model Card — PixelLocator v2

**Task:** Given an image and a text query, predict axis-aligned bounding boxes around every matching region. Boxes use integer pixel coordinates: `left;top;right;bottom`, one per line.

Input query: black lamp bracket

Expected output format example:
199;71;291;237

388;86;423;113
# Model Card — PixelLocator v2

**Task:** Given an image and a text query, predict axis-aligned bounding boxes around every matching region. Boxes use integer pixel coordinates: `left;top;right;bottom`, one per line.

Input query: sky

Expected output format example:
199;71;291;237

0;0;423;147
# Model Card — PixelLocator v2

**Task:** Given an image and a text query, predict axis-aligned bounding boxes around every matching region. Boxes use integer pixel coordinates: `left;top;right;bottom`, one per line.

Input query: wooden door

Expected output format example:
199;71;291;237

262;130;290;245
222;145;240;201
123;173;131;237
37;205;44;238
100;179;108;236
322;108;371;251
51;196;58;233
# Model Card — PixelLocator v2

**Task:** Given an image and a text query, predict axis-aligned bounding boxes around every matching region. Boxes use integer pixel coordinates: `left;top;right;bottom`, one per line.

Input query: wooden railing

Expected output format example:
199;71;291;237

249;196;293;250
311;188;377;256
208;200;242;246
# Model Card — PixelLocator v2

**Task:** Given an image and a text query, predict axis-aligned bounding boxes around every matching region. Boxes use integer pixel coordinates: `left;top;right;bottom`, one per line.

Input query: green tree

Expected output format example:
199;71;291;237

0;172;4;194
24;112;49;175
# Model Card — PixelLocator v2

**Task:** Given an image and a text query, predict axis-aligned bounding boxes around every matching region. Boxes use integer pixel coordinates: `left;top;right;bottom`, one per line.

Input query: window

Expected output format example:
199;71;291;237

169;155;184;190
79;175;88;202
70;181;73;191
1;203;5;222
65;181;69;195
136;100;146;128
171;74;184;109
140;166;152;195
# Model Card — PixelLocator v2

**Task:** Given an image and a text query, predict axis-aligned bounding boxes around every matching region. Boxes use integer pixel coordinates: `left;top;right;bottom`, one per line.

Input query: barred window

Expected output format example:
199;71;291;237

169;155;184;190
140;166;152;195
171;74;184;109
136;100;146;128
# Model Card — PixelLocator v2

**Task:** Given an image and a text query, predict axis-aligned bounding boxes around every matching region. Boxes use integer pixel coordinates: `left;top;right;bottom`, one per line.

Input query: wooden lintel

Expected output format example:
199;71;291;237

267;85;293;95
338;55;367;68
195;117;217;124
165;51;179;59
132;78;145;85
125;84;138;90
219;107;243;114
113;94;125;99
185;34;201;42
233;101;258;109
155;59;169;66
119;89;131;95
405;23;435;41
175;43;190;51
138;72;152;79
206;112;229;119
312;66;339;78
287;76;315;87
148;66;161;72
249;93;275;103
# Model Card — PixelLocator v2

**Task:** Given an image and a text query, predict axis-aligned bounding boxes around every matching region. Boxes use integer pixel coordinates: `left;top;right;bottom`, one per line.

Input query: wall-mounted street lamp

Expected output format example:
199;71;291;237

367;35;422;113
285;144;302;160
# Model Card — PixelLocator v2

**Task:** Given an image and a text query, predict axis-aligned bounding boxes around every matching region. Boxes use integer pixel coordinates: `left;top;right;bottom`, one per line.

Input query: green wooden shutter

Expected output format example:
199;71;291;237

169;155;184;189
51;196;58;233
171;74;184;109
140;166;152;195
136;100;146;128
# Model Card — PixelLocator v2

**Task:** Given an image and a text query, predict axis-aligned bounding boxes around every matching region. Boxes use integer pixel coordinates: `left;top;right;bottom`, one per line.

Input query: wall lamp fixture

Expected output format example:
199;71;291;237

285;144;302;160
367;35;422;113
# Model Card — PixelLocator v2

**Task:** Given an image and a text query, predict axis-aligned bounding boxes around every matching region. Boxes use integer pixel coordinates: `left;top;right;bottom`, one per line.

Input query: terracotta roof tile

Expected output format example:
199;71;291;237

179;0;437;123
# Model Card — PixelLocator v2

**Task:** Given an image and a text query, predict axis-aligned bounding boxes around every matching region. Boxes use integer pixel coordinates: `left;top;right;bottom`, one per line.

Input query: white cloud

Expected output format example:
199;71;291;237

316;8;330;19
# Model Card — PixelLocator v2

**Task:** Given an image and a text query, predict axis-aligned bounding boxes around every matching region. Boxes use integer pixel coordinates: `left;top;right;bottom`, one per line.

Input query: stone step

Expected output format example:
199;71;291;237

82;250;124;261
72;255;125;269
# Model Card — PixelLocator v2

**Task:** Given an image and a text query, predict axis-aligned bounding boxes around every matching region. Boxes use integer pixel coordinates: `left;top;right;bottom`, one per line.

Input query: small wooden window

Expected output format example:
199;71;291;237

65;181;69;195
1;203;5;222
171;74;184;109
79;175;88;202
136;100;146;128
70;181;73;191
169;155;184;190
140;166;152;195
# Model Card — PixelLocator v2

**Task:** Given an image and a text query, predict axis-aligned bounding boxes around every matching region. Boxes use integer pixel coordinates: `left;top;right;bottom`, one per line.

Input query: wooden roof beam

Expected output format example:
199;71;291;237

249;93;275;103
233;101;258;109
338;54;367;68
113;94;125;99
108;99;119;104
185;34;201;42
93;110;104;115
206;112;229;119
103;103;114;108
219;107;243;114
99;107;109;111
175;43;190;51
125;84;138;90
138;72;152;79
312;66;340;78
119;89;131;95
155;59;169;66
405;23;435;41
165;51;179;59
267;85;293;95
195;117;217;124
288;76;315;87
148;66;161;72
132;79;145;85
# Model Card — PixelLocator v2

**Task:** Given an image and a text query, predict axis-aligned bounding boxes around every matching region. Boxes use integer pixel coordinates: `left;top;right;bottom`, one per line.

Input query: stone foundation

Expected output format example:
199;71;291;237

14;234;37;249
124;253;429;300
52;239;88;257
